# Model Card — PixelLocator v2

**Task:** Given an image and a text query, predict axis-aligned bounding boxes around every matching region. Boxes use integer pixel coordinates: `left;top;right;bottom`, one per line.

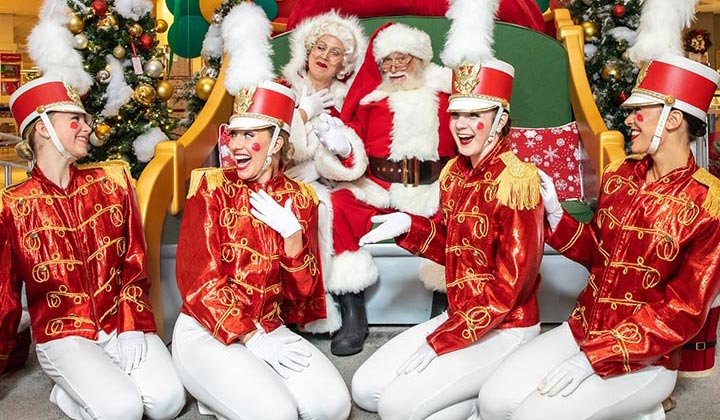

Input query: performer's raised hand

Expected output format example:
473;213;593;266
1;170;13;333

315;114;351;157
538;169;563;232
358;212;411;246
538;351;595;397
249;190;302;239
298;85;334;121
117;331;148;372
397;342;437;374
245;327;311;378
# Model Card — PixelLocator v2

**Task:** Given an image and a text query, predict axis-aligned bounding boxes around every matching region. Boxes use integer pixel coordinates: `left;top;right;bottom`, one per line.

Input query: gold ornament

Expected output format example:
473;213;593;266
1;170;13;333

155;19;169;33
112;45;126;59
156;80;174;102
134;83;157;105
73;34;88;50
195;77;216;101
68;14;85;34
94;123;112;140
96;69;111;83
621;51;630;61
89;133;106;147
581;21;599;42
143;59;164;78
601;64;621;82
129;23;143;38
99;14;118;30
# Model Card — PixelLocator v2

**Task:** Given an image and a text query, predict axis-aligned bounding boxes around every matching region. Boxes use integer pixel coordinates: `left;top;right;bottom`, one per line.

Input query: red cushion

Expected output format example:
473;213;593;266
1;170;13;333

218;124;236;168
287;0;544;33
509;122;583;201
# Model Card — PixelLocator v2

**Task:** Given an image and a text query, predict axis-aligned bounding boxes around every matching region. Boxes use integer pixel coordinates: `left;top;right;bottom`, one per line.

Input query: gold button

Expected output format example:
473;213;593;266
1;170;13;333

30;232;38;239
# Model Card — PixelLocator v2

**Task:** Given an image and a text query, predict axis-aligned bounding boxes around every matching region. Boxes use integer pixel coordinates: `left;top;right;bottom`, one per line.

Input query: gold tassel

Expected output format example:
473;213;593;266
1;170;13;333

693;169;720;218
187;168;226;198
77;160;132;190
296;181;319;205
496;152;541;210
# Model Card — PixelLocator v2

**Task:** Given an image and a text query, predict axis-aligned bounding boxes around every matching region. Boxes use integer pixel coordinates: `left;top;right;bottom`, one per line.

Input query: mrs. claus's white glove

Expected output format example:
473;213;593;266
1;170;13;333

315;114;351;158
298;85;334;121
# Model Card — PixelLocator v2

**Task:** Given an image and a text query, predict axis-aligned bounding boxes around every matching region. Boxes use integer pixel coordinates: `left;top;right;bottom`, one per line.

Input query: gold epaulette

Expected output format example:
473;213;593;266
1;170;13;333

496;152;541;210
692;168;720;218
295;180;319;205
604;154;643;174
77;160;133;189
439;157;458;183
187;167;228;198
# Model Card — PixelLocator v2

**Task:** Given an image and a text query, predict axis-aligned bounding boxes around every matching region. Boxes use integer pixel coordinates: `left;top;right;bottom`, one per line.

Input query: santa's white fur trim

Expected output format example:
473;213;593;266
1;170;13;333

301;293;342;334
441;0;500;67
101;56;133;117
313;182;334;282
223;2;274;94
283;10;367;82
201;24;223;61
373;23;433;63
334;177;390;209
315;124;368;181
386;84;442;162
133;127;168;162
628;0;697;65
418;260;447;292
115;0;152;21
325;249;378;293
28;0;93;94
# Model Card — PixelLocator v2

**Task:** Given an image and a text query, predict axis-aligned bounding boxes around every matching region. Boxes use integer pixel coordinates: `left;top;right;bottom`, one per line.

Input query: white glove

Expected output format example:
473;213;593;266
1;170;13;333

358;212;412;246
285;162;320;183
245;327;311;378
538;351;595;397
298;85;334;121
249;190;302;238
397;342;437;374
538;169;563;232
117;331;148;373
314;114;351;158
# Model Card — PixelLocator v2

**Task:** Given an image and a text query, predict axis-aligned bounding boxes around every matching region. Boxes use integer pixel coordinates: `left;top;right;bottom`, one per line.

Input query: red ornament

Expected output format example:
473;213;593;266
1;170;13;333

91;0;108;17
612;5;626;18
618;91;629;104
138;34;154;51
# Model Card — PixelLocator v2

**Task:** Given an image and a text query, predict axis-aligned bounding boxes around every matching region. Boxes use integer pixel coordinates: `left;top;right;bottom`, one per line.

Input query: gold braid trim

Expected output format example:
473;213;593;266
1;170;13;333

295;181;319;205
495;152;540;210
77;160;133;190
187;168;228;198
439;157;458;184
604;154;643;174
692;168;720;219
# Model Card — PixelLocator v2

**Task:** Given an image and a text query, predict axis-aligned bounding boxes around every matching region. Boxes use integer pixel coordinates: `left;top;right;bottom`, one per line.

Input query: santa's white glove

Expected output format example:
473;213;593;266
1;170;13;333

538;351;595;397
298;86;334;121
397;342;437;374
249;190;302;239
245;327;311;379
285;162;320;183
358;212;412;246
314;114;351;158
538;169;563;232
117;331;148;373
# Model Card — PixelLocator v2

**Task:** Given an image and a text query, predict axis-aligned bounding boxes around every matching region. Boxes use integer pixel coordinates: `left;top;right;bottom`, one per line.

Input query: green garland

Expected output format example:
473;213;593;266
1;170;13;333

67;0;177;178
566;0;642;151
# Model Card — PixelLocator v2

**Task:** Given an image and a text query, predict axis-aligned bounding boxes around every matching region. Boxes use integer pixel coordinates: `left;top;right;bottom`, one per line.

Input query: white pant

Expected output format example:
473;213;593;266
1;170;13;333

171;313;351;420
352;312;540;420
35;331;186;420
478;322;677;420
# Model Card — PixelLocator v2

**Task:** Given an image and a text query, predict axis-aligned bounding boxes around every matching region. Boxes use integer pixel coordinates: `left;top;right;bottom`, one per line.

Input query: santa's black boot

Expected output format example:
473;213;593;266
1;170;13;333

430;291;448;317
331;291;369;356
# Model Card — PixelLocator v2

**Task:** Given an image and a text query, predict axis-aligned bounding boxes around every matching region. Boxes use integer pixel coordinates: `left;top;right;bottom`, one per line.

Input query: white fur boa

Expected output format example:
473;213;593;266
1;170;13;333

115;0;152;21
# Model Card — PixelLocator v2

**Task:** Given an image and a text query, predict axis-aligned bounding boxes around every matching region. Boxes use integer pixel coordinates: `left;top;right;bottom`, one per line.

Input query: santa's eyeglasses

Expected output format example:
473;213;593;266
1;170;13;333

380;54;414;71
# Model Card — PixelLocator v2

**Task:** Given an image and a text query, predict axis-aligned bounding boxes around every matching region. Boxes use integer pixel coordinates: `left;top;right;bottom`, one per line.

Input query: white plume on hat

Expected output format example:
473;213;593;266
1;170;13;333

627;0;697;65
282;10;367;81
372;23;433;63
441;0;500;67
28;0;94;94
222;2;274;95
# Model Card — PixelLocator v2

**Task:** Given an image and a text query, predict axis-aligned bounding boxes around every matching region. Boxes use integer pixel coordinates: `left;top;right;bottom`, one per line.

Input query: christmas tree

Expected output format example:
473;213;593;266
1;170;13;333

564;0;642;147
29;0;176;177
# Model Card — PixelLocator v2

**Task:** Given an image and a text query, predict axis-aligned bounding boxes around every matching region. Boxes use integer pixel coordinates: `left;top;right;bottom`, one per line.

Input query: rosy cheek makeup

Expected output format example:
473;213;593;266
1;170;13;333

635;113;644;123
251;142;261;151
475;121;485;131
69;121;80;130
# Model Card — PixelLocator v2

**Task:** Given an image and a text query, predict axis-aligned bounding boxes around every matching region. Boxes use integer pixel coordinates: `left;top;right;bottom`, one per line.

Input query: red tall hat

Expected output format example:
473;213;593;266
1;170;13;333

448;59;514;113
228;81;296;133
621;54;720;121
9;77;88;138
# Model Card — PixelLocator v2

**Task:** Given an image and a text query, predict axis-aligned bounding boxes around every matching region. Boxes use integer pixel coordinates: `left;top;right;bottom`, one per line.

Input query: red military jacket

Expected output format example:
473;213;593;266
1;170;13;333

176;167;326;345
547;154;720;377
398;140;543;354
0;161;155;370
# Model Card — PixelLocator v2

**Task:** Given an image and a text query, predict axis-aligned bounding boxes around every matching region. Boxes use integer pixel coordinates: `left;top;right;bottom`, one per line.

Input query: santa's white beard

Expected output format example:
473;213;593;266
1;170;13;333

379;71;424;92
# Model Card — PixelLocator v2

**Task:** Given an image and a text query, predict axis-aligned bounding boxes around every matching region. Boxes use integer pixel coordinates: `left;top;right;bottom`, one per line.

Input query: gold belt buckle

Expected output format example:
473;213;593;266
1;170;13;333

401;158;420;187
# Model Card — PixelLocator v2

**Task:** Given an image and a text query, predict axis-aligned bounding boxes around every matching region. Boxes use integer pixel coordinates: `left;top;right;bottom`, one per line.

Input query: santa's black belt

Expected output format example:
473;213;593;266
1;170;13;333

368;157;450;187
683;340;716;351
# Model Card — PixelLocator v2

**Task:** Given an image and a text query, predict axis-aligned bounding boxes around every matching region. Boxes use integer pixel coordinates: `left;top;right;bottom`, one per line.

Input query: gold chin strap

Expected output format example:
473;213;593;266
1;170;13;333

250;125;282;181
